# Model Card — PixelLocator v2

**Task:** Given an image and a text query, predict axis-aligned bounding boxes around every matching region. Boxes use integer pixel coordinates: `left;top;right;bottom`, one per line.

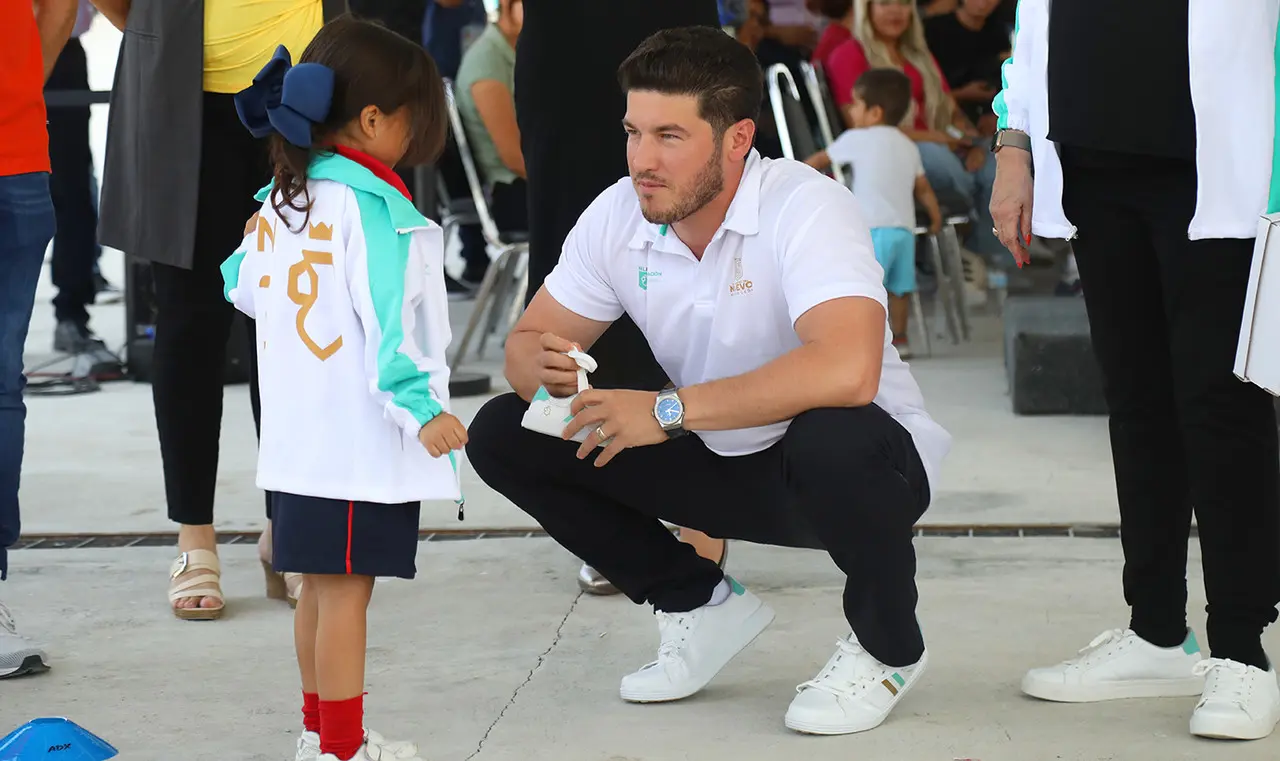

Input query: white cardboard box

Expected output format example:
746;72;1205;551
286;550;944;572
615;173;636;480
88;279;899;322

1234;212;1280;396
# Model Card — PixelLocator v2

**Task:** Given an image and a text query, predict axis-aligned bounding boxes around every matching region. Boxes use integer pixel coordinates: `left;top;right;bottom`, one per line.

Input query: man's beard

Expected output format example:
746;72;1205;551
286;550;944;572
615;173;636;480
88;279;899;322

637;148;725;226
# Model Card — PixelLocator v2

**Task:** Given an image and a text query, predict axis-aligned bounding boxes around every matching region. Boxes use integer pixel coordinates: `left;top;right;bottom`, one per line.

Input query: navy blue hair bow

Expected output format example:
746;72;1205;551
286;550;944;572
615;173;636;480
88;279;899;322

234;45;335;148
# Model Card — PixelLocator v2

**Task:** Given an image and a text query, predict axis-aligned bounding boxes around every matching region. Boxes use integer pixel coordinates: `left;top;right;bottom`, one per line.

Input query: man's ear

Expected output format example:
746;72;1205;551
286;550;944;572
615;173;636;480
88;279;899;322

727;118;757;160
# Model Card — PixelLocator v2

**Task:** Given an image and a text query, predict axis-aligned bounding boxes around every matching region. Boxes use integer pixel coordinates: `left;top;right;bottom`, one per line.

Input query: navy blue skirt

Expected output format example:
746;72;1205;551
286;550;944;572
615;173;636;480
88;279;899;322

271;492;421;579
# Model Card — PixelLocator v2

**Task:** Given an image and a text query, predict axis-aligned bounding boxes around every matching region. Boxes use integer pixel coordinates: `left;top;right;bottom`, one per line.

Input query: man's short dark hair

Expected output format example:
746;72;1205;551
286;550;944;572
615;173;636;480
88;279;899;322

854;68;913;126
817;0;854;19
617;26;764;137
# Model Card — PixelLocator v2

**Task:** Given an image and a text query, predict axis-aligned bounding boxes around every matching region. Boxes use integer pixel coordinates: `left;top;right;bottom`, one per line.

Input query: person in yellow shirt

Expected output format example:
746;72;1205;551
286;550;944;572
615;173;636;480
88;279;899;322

202;0;323;93
93;0;345;621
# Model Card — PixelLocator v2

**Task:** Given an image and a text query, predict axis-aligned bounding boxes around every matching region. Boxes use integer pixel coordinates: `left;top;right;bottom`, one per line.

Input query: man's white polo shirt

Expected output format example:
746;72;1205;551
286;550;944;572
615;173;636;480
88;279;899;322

543;150;952;491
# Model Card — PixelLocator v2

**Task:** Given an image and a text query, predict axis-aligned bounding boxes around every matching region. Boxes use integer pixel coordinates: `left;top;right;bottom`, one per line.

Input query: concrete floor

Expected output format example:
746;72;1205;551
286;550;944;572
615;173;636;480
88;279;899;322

5;538;1278;761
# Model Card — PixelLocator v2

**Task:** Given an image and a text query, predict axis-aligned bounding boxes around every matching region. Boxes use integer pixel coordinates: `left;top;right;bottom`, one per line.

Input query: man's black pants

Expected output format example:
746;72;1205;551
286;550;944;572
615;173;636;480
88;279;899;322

45;37;98;327
466;394;932;668
1060;146;1280;668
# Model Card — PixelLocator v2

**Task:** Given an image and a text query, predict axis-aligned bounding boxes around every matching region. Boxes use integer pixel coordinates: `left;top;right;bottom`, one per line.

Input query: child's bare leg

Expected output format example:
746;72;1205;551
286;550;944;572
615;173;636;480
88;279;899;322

888;293;910;341
295;577;321;737
311;573;375;760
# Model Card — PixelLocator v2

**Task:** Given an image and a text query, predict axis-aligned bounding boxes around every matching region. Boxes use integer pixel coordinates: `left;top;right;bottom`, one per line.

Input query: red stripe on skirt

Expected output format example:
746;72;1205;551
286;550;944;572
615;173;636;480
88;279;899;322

345;501;354;574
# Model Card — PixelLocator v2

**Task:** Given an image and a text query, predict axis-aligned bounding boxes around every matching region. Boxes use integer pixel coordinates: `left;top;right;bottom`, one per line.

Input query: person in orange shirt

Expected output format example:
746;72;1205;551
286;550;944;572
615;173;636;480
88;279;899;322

0;0;78;680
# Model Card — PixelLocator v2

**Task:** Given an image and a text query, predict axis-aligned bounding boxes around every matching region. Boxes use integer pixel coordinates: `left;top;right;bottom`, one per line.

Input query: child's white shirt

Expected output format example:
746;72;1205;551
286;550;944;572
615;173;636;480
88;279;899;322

826;125;925;230
222;157;460;504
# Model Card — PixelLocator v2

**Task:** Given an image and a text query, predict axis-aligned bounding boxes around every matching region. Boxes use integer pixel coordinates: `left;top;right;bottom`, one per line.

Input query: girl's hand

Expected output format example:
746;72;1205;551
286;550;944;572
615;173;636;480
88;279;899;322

418;413;468;458
244;212;259;237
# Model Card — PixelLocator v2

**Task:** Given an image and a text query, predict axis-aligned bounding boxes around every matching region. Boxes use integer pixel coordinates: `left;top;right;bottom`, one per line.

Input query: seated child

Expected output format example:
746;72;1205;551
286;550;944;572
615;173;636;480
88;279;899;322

805;67;943;359
222;17;467;761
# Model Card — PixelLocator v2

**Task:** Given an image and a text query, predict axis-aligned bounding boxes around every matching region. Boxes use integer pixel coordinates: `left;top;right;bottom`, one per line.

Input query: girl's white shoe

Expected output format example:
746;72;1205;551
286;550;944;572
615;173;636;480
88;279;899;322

298;729;421;761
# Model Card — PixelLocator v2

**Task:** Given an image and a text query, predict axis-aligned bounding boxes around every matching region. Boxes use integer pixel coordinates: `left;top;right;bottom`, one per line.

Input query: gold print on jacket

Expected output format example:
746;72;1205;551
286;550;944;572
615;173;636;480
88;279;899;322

286;222;344;360
257;214;277;252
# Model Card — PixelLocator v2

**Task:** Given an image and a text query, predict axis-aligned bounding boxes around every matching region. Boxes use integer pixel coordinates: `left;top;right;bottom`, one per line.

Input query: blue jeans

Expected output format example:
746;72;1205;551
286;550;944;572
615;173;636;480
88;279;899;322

917;141;1004;262
0;173;56;580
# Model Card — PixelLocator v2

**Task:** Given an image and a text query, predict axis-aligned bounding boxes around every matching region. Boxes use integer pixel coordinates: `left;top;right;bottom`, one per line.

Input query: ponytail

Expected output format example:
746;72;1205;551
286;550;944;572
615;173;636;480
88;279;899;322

268;134;316;232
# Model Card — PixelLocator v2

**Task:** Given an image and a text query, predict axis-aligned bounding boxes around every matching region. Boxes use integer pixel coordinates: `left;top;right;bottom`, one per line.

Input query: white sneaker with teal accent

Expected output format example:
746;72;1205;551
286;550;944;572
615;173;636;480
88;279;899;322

1021;628;1205;702
784;632;927;735
1189;658;1280;740
619;576;774;703
521;349;597;443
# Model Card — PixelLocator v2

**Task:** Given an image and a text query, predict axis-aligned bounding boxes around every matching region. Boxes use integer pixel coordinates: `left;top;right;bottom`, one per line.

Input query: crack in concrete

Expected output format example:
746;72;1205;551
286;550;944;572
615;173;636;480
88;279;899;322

465;590;584;761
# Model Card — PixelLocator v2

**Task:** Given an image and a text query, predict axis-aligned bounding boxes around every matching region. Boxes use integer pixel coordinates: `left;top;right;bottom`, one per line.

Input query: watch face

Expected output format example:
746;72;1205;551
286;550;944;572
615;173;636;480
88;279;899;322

656;396;683;426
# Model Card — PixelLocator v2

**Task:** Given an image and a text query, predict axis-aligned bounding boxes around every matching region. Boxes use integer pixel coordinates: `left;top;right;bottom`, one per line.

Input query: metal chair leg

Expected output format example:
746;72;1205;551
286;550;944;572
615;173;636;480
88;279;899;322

909;290;931;357
926;234;960;345
449;245;515;372
939;224;972;341
477;249;521;358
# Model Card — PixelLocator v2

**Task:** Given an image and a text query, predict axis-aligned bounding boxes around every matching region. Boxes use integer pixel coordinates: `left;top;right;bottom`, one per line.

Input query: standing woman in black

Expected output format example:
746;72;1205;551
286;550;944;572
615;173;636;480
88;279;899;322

513;0;729;593
990;0;1280;741
93;0;346;620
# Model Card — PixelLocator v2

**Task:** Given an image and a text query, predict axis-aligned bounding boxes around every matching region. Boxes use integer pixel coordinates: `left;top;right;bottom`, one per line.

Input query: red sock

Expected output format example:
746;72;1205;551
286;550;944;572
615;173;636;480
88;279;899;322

319;694;364;760
301;692;321;734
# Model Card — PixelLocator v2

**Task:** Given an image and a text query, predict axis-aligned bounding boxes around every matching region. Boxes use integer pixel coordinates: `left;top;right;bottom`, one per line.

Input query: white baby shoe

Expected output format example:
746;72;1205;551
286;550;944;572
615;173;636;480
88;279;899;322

521;349;597;443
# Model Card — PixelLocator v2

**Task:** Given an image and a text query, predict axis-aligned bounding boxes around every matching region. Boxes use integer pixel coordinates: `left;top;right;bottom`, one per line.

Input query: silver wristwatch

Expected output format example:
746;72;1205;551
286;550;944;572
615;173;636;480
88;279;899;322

653;386;687;438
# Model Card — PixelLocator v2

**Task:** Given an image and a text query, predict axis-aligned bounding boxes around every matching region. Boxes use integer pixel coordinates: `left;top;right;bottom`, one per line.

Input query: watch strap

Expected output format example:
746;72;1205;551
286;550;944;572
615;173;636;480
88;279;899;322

992;129;1031;153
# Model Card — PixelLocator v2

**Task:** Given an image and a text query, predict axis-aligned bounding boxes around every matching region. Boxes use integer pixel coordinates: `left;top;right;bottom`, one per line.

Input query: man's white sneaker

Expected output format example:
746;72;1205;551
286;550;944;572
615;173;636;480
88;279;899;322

619;576;774;703
0;601;49;679
1022;628;1205;702
784;633;927;735
298;729;420;761
1189;658;1280;740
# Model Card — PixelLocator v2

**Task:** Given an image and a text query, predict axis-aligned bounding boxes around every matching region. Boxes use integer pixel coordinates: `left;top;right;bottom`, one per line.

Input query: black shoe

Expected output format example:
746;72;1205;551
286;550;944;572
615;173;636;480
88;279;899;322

460;264;489;288
1055;279;1083;297
95;273;123;305
446;274;474;302
52;321;125;380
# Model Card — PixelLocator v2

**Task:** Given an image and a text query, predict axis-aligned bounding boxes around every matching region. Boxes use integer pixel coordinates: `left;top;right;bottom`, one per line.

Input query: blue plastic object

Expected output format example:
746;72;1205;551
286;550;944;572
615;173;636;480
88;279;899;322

0;718;118;761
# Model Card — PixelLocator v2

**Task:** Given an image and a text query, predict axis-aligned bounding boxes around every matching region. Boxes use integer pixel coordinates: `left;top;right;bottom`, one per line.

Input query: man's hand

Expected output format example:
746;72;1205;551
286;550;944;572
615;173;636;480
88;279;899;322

990;147;1034;267
563;389;667;467
536;333;584;398
418;413;468;458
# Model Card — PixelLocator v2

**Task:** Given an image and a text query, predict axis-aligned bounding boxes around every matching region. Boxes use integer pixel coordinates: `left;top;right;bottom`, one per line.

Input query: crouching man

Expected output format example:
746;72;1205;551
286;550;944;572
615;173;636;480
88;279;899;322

465;26;952;735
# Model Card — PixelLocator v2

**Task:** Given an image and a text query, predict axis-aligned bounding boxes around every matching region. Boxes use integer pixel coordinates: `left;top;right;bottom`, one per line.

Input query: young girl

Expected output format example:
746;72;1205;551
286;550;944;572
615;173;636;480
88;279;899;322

223;18;466;761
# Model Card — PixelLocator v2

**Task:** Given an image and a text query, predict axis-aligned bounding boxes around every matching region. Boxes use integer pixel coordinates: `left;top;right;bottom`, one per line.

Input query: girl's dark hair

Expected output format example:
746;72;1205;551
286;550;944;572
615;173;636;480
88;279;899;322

270;15;447;226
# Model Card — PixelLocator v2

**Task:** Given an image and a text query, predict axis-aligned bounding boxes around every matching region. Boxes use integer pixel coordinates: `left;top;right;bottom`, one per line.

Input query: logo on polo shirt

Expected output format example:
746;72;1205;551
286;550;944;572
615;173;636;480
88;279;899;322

728;254;753;295
638;266;661;291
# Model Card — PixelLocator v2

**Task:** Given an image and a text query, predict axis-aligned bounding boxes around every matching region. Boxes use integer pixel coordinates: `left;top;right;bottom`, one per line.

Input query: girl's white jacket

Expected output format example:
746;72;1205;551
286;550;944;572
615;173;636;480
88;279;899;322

994;0;1280;241
221;153;461;504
